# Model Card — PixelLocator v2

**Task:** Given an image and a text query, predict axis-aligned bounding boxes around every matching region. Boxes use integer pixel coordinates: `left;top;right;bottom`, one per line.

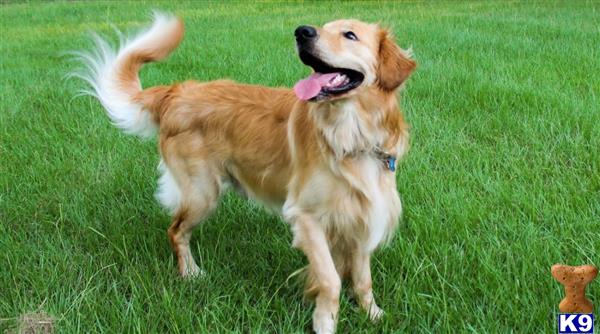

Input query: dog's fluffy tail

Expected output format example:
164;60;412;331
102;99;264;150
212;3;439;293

72;12;183;138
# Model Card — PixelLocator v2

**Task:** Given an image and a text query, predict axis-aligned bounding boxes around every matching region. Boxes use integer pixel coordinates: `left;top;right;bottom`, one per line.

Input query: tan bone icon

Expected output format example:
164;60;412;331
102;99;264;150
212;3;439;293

551;264;598;313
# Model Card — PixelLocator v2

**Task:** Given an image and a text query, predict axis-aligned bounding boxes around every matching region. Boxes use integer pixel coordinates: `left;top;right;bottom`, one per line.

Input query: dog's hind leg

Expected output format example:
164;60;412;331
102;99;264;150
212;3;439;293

158;156;223;278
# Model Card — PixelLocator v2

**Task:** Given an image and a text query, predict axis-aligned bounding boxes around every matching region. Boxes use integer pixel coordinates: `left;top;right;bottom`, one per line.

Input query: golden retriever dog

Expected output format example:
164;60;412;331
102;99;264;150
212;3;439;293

75;12;415;333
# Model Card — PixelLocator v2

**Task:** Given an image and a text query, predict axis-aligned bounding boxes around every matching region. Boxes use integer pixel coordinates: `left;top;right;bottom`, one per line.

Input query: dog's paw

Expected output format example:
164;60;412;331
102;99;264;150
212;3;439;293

313;313;336;334
181;263;205;279
367;304;384;322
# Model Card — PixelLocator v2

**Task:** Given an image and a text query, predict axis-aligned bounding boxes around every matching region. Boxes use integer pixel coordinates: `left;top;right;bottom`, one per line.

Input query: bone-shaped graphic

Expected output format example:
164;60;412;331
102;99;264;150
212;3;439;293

551;264;598;313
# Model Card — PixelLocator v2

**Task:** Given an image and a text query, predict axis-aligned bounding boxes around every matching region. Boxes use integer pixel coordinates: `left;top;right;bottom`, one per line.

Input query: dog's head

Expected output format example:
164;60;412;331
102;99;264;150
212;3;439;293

293;19;416;102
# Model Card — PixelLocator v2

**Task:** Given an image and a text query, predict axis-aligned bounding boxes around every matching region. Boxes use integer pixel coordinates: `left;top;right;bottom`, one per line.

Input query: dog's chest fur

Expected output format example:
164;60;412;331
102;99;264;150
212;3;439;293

287;99;404;251
313;156;401;251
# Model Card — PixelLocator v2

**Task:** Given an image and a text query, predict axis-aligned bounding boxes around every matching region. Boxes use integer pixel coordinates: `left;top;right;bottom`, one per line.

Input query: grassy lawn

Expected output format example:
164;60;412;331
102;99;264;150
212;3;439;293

1;1;599;333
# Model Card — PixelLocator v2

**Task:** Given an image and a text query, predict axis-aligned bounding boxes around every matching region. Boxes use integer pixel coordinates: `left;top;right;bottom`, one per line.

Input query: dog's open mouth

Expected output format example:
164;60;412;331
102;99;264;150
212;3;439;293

294;50;364;101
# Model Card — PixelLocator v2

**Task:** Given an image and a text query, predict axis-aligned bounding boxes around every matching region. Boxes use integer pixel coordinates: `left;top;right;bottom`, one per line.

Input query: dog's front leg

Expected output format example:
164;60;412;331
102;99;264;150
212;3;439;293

290;214;340;334
351;249;384;321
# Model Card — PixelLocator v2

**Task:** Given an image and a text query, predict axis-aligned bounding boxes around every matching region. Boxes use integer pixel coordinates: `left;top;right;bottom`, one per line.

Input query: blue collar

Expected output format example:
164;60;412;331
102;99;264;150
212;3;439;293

373;147;396;172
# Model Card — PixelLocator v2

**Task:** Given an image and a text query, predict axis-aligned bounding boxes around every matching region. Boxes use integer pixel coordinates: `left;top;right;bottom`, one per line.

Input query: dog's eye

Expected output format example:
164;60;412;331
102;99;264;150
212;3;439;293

343;31;358;41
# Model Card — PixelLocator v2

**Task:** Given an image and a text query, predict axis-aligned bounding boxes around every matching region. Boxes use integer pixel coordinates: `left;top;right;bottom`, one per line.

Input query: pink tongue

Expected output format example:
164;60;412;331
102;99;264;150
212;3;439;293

294;72;339;101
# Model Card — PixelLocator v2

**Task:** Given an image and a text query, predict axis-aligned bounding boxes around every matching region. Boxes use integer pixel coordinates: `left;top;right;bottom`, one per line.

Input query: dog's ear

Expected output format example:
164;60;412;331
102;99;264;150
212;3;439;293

376;29;416;91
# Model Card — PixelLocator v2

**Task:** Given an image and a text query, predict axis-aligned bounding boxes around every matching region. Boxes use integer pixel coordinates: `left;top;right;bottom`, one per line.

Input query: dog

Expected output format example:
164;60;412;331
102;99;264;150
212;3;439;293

75;12;415;333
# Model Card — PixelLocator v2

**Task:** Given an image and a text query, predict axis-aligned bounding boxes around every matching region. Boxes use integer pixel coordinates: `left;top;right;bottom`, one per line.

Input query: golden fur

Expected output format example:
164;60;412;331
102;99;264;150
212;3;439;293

79;14;415;334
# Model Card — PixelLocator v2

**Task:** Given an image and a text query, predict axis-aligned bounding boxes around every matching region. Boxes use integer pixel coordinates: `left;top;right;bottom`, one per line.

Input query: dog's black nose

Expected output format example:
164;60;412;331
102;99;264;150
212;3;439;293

295;25;317;41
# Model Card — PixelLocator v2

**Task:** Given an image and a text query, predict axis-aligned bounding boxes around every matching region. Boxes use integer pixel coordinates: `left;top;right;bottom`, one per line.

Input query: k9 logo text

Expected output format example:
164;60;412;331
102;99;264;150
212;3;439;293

558;314;594;334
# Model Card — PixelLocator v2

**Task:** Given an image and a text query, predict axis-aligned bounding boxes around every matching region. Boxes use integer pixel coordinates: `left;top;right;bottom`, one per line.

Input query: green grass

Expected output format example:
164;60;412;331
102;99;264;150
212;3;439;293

1;1;599;333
